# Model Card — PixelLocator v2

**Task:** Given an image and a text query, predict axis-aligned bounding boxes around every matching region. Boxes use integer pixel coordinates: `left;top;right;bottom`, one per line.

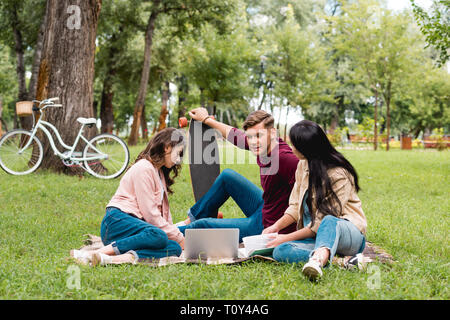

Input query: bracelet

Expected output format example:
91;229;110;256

202;115;212;123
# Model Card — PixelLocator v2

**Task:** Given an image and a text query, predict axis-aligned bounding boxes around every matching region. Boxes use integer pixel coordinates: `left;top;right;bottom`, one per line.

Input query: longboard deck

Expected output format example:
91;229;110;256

188;119;220;213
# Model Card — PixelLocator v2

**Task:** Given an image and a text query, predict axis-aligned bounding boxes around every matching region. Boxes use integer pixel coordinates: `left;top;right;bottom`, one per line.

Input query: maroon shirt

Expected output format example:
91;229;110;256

227;128;299;234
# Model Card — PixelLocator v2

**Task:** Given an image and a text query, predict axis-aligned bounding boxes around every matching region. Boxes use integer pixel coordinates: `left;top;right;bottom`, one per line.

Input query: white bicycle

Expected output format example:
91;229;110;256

0;97;129;179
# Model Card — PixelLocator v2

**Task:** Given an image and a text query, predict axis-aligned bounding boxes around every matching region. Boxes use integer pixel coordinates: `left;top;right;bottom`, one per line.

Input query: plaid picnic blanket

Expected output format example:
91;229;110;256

80;234;395;270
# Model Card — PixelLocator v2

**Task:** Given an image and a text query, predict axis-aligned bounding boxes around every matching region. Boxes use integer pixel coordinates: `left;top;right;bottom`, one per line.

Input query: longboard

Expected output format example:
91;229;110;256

179;117;220;216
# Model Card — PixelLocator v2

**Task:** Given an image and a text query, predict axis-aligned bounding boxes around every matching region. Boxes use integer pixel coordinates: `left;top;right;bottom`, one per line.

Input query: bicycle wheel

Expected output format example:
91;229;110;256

83;133;129;179
0;129;43;175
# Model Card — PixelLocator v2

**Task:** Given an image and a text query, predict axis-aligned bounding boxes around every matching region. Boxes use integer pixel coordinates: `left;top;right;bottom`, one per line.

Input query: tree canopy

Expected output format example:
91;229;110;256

0;0;448;150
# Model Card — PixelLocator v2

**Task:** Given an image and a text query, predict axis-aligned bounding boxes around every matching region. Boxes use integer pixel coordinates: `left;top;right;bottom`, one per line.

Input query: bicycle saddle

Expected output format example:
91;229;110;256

77;117;97;125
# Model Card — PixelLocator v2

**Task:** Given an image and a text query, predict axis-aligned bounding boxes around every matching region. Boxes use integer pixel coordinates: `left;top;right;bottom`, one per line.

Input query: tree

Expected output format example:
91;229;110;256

264;4;334;134
148;14;184;133
36;0;102;173
0;45;18;132
0;0;47;130
127;0;237;146
319;0;371;135
392;62;450;136
181;21;259;124
330;0;424;150
95;0;143;134
411;0;450;67
245;0;323;27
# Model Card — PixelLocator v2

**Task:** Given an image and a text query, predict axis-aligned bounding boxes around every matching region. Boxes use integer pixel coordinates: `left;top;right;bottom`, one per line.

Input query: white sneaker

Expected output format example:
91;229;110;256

70;249;93;265
91;252;137;266
302;259;323;280
91;252;113;266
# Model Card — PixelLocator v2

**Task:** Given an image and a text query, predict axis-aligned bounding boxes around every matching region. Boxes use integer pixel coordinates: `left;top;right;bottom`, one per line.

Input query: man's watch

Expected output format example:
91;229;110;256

202;115;213;123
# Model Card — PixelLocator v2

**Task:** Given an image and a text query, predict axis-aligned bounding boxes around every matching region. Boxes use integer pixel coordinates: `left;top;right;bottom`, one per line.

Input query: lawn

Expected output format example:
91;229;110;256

0;143;448;300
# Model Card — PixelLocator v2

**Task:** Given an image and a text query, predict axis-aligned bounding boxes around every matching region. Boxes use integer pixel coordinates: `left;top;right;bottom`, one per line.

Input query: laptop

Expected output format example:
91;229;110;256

184;228;239;260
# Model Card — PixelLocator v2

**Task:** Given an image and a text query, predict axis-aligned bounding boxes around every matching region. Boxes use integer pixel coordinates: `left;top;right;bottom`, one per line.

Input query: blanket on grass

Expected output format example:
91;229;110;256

79;234;395;270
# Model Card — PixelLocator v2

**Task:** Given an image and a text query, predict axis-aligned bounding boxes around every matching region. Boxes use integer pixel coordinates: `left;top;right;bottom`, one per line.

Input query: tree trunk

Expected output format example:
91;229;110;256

177;74;188;122
277;106;283;130
200;87;205;108
269;89;274;115
128;2;160;145
11;8;27;102
257;82;269;111
100;84;114;134
374;88;378;151
384;80;392;151
11;6;33;131
93;100;98;119
141;103;148;140
28;3;48;101
156;80;170;132
36;0;102;173
99;28;122;134
412;125;423;139
284;107;290;141
206;101;214;118
100;76;114;134
330;95;344;134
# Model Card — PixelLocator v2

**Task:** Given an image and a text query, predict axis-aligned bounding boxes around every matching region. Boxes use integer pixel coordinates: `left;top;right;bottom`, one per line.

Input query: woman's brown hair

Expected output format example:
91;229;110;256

133;127;185;194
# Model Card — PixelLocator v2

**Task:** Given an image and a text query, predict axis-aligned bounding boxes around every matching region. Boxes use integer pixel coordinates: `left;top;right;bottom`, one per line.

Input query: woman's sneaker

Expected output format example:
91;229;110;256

345;253;364;270
70;249;93;265
302;259;323;280
91;252;113;266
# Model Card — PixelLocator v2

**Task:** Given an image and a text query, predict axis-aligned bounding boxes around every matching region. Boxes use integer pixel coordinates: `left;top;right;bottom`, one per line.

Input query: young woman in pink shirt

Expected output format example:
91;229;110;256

71;128;185;266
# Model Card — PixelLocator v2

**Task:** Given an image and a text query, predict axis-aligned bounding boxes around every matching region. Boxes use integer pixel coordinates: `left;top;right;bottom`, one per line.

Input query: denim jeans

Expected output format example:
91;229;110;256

179;168;264;242
100;207;182;261
272;215;366;265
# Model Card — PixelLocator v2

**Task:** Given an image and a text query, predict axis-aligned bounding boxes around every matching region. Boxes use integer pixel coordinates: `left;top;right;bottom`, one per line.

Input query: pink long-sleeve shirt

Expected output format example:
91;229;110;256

107;159;184;244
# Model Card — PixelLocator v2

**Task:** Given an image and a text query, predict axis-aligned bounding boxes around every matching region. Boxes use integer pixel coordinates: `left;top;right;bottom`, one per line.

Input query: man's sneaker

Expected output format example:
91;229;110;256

302;259;323;280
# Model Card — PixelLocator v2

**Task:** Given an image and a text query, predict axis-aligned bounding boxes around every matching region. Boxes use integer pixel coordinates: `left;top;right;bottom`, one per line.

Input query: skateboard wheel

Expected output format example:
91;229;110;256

179;117;188;128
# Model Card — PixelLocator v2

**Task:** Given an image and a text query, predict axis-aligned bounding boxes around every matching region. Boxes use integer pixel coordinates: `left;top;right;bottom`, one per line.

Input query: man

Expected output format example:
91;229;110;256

178;108;298;241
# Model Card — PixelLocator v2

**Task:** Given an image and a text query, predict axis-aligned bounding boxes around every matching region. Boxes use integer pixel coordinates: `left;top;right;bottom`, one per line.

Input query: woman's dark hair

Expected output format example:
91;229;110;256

289;120;360;225
134;128;185;194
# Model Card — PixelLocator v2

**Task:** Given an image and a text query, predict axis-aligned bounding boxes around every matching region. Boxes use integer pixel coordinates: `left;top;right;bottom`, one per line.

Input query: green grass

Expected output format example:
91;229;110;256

0;145;448;299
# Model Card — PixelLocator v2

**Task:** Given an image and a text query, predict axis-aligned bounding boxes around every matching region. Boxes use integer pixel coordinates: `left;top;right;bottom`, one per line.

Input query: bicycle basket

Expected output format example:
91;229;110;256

16;101;33;117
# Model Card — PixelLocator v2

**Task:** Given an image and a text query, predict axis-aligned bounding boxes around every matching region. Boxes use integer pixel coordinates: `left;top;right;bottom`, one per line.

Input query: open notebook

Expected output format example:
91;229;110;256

239;233;277;258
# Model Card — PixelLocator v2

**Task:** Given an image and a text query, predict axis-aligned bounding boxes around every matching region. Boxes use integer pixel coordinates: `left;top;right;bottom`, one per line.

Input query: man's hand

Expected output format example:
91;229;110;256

188;108;209;122
188;107;233;139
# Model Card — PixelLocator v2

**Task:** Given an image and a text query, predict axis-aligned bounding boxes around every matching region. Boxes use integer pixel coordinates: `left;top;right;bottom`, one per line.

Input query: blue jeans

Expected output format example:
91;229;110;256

179;168;264;242
100;207;182;261
272;215;366;265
